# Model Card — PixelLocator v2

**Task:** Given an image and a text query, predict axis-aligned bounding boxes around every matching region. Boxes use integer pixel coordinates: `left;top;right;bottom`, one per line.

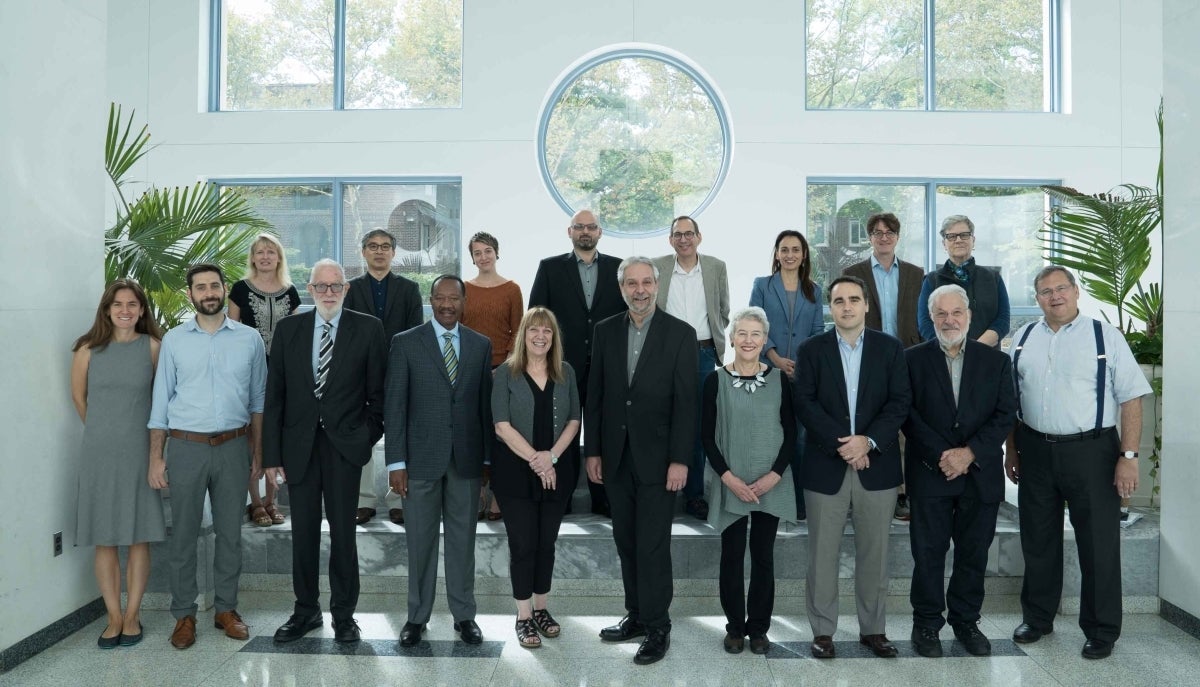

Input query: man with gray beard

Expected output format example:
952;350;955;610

902;284;1017;658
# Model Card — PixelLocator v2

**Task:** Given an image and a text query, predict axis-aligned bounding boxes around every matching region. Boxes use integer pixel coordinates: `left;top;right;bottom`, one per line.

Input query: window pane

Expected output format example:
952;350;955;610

934;0;1049;111
344;0;463;109
542;54;728;236
221;0;336;110
934;184;1047;307
221;184;336;303
806;183;927;288
342;182;461;296
806;0;925;109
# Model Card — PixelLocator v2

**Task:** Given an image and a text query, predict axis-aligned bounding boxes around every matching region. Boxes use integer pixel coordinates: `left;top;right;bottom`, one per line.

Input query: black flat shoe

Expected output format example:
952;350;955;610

633;628;670;665
97;632;120;649
274;612;323;643
454;619;483;644
599;614;645;642
1082;638;1113;659
1012;622;1052;644
333;618;361;643
118;622;143;647
399;622;425;647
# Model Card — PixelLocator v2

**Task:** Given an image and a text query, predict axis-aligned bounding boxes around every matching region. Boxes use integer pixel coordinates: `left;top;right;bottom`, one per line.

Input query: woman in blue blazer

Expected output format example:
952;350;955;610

749;230;825;518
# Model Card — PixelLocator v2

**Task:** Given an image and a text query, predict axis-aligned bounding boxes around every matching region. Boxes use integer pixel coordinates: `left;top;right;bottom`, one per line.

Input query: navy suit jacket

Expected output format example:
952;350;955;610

902;339;1017;502
793;328;911;494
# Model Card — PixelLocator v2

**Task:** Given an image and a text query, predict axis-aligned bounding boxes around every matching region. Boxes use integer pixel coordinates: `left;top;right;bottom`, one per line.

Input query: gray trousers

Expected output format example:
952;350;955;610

805;467;898;637
165;436;250;619
405;469;481;624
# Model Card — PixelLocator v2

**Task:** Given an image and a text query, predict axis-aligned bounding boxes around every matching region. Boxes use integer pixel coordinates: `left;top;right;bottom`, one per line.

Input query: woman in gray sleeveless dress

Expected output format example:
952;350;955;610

703;306;797;656
71;280;166;648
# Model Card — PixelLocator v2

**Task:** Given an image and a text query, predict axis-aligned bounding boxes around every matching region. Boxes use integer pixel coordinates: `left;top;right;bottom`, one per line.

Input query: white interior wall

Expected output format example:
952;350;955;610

0;0;107;655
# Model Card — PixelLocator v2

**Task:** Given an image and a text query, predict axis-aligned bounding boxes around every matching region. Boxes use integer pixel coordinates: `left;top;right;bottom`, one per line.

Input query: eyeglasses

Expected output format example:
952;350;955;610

870;230;898;239
670;231;697;241
365;243;394;252
309;283;346;294
1036;284;1073;299
942;232;974;242
570;223;599;231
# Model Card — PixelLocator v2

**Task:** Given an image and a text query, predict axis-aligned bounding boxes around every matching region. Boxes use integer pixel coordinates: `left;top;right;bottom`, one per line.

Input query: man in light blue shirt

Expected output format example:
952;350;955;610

147;263;266;650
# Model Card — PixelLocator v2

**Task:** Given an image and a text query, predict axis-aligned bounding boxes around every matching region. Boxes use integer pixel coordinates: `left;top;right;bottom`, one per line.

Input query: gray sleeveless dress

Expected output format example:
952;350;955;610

75;335;166;546
706;367;797;532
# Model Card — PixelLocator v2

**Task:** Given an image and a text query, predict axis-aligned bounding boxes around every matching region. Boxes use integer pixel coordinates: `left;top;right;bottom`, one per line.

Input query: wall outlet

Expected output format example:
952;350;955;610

53;531;63;557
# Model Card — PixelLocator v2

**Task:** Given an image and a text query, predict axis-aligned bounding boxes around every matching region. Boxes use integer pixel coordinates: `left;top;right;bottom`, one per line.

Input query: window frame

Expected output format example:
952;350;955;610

536;45;734;238
804;0;1062;113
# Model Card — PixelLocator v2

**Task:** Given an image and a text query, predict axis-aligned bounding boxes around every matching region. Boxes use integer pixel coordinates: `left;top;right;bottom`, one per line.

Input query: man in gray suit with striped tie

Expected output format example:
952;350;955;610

386;274;494;647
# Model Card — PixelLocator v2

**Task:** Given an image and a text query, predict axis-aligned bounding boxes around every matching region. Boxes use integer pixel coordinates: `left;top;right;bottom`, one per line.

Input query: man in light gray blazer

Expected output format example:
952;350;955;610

386;275;493;647
652;215;730;520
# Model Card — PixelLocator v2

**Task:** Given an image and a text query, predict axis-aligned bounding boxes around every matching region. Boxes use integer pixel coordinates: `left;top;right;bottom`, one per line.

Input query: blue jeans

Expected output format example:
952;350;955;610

684;345;720;500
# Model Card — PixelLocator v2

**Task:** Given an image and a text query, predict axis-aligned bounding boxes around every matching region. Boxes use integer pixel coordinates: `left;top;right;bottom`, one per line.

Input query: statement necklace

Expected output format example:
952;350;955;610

729;366;767;394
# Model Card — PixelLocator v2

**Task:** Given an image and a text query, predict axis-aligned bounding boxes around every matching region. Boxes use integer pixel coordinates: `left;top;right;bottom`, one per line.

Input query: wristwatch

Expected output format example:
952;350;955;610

550;451;559;465
1120;451;1138;460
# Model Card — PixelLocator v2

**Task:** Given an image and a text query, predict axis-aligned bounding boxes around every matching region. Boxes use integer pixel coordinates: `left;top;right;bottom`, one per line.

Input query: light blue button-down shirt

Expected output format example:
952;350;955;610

148;315;267;432
311;309;344;382
871;255;900;338
837;329;866;436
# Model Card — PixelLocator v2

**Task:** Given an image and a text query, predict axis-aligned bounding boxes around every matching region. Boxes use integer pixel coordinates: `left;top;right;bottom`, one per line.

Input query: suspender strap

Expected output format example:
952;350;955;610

1012;323;1036;421
1093;319;1106;431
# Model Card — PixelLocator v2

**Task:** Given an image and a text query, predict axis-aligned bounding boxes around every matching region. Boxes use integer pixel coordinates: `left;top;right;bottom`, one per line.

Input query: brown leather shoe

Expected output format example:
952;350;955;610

356;508;376;525
859;633;898;657
811;635;835;658
389;508;404;524
214;610;250;640
170;616;197;649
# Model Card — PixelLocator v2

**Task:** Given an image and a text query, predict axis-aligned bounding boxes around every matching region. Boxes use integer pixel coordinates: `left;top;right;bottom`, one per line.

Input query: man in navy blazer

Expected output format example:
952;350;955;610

385;275;493;647
264;259;387;644
794;275;911;659
903;284;1016;658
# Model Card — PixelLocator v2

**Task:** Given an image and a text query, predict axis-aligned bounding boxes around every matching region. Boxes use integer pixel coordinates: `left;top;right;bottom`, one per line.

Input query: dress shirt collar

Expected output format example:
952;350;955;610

431;318;460;340
672;255;702;275
314;308;344;330
182;313;238;333
870;253;898;272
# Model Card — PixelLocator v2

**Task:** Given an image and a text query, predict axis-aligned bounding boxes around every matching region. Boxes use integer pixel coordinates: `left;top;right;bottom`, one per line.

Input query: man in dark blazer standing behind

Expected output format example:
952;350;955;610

264;259;387;644
343;228;424;525
794;275;911;660
386;275;493;647
903;284;1016;658
529;209;626;516
586;256;698;665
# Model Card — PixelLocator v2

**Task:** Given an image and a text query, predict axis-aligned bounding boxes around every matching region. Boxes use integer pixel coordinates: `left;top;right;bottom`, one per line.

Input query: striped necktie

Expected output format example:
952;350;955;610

315;323;332;398
442;332;458;384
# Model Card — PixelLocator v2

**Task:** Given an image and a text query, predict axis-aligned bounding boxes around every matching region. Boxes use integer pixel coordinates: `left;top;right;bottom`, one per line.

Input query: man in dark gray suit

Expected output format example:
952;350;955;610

386;275;493;647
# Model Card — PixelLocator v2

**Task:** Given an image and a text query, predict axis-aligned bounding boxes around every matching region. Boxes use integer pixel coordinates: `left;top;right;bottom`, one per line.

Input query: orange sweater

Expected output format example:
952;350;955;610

462;280;524;367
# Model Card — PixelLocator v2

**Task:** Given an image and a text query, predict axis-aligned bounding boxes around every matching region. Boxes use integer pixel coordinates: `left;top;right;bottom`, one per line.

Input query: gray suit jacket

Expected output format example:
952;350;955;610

384;321;493;480
652;253;731;361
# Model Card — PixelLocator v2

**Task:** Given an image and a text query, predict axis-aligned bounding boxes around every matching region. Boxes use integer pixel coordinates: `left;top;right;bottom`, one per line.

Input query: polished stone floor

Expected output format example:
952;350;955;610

3;591;1198;686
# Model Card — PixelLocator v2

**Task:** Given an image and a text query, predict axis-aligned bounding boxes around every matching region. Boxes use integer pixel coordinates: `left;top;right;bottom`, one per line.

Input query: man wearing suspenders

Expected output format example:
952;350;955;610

1004;266;1151;660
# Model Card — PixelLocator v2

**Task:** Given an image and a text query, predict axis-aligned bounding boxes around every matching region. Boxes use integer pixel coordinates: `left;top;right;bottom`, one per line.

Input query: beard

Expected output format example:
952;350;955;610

571;235;597;251
936;326;968;349
192;296;224;316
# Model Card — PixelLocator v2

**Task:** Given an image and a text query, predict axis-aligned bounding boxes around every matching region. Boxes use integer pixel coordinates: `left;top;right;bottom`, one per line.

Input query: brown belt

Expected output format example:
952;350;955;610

169;426;249;447
697;339;715;349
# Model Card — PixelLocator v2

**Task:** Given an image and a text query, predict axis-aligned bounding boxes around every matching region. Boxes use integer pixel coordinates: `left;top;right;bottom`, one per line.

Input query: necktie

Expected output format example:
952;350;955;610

442;332;458;384
315;323;332;398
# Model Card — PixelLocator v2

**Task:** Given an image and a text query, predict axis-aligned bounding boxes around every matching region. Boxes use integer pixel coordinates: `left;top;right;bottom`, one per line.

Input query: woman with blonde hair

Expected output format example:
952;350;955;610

228;233;301;526
491;307;580;648
71;279;165;647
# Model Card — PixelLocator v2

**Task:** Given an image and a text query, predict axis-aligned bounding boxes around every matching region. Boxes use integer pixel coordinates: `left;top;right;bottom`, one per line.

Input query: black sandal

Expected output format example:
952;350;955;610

515;618;541;648
531;608;561;638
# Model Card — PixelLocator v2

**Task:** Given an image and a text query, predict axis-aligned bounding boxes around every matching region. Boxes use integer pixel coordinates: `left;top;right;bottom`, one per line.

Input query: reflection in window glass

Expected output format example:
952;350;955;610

541;53;728;236
220;0;335;111
805;183;927;288
935;0;1048;111
805;0;924;109
935;185;1047;307
344;0;463;109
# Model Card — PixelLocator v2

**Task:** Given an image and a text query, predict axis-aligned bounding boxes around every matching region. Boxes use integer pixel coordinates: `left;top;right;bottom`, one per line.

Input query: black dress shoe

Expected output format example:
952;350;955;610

454;619;483;645
633;628;670;665
599;614;645;642
274;613;323;643
859;634;899;657
1082;638;1113;659
952;622;992;656
811;635;835;658
399;622;425;647
1012;622;1052;644
723;632;744;654
333;618;361;643
748;634;770;655
590;502;612;518
684;498;709;520
355;507;376;525
911;626;943;658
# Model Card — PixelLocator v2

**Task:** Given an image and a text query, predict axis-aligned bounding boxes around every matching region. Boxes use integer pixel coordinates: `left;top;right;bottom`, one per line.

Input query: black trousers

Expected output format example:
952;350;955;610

289;428;362;621
1015;424;1122;642
495;493;568;599
908;480;999;631
606;442;676;630
719;511;780;636
572;376;609;513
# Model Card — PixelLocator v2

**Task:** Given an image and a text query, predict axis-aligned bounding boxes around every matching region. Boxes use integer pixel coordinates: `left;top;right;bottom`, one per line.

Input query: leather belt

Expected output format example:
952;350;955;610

169;426;249;447
1020;423;1115;444
697;339;715;349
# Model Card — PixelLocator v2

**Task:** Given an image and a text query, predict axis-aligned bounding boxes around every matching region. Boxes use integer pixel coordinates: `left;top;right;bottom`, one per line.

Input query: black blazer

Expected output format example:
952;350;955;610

793;328;911;494
263;309;387;483
528;252;625;395
902;339;1017;503
344;272;424;342
584;310;698;484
